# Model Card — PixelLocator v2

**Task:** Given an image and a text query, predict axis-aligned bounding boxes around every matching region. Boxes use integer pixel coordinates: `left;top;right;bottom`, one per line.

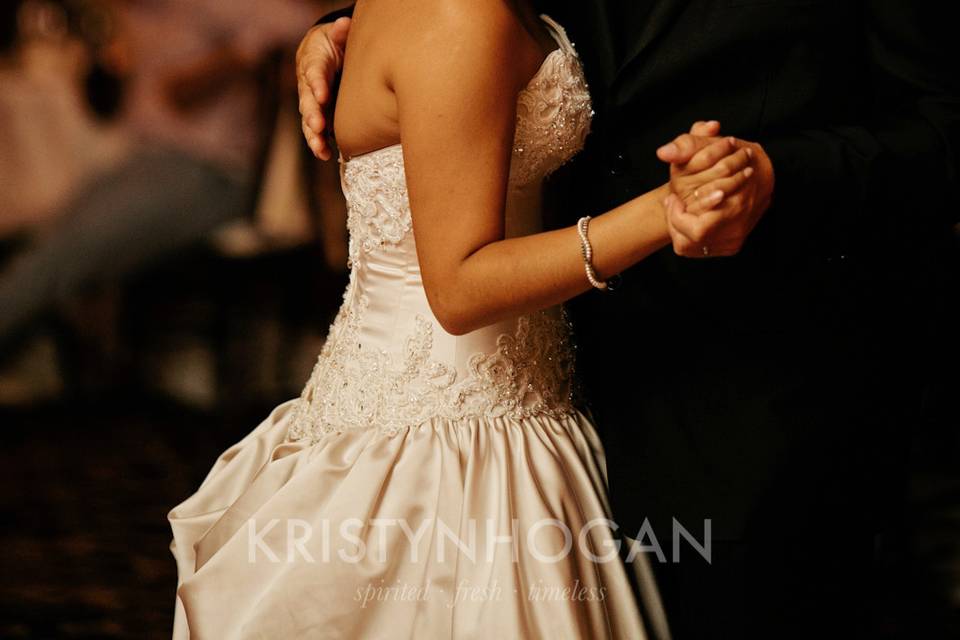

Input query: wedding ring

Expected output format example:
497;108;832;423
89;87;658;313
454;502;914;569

702;245;710;257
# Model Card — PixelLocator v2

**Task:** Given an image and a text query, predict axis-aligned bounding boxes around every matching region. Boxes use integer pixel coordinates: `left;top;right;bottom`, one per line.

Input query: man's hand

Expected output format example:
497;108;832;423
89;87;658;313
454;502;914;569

657;124;775;258
297;16;351;160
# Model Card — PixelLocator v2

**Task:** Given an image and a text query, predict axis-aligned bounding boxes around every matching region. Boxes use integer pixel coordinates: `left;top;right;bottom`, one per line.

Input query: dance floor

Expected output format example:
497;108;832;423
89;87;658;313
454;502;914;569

0;396;266;639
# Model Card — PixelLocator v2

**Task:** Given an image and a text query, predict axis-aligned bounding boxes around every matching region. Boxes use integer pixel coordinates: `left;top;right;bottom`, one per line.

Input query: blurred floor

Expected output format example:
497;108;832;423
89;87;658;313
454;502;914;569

0;395;275;639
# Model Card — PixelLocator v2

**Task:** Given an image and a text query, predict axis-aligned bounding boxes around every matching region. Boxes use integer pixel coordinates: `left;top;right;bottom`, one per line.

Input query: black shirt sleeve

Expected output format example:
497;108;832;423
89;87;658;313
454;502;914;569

314;4;355;28
757;3;960;258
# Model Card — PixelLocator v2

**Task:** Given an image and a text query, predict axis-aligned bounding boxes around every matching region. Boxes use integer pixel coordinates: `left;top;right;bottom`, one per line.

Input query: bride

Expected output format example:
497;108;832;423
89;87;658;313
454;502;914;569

169;1;755;637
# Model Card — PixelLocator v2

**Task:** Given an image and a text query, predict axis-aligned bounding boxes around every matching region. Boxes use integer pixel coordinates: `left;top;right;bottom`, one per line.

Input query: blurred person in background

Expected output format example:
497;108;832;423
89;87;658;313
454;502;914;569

0;0;129;240
0;0;322;354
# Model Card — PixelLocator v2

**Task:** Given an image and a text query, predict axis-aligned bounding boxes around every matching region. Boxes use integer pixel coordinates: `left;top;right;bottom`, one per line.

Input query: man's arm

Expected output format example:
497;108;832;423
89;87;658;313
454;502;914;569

298;6;354;160
661;4;959;260
759;3;959;258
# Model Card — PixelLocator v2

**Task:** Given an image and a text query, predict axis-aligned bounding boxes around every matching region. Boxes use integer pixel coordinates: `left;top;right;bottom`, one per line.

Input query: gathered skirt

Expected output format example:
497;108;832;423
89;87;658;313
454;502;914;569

169;399;645;639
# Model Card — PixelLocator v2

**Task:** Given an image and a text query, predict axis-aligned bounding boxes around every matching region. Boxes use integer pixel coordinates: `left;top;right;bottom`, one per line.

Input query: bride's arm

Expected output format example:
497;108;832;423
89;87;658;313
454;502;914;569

393;3;748;335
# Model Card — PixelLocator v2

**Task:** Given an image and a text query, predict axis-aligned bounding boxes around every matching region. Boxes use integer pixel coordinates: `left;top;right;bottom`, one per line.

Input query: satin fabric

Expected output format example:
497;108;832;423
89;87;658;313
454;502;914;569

169;401;645;639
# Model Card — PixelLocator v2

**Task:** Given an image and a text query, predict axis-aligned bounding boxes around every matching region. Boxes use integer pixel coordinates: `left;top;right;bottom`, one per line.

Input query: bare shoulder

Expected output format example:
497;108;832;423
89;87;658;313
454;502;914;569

381;0;538;91
389;0;521;41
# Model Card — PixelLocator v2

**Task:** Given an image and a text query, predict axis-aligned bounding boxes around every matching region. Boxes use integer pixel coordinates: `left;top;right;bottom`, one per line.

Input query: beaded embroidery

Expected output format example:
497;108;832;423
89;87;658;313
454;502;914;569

287;15;592;440
511;18;593;186
286;289;577;442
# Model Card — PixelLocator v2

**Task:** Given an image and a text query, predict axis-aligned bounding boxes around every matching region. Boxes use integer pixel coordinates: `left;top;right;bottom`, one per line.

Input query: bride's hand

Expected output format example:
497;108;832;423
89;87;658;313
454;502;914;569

670;137;756;213
670;137;755;213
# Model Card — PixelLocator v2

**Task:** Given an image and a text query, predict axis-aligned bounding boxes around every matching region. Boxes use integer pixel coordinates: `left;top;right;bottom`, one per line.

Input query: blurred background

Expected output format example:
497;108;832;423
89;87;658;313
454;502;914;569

0;0;958;638
0;0;352;637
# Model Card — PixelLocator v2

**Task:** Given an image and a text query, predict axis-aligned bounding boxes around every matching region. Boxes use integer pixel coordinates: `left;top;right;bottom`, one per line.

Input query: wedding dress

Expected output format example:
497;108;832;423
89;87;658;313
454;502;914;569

169;15;645;639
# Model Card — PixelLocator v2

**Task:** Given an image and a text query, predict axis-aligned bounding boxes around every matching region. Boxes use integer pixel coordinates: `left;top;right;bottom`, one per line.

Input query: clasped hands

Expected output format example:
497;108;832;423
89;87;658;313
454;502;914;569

656;121;775;258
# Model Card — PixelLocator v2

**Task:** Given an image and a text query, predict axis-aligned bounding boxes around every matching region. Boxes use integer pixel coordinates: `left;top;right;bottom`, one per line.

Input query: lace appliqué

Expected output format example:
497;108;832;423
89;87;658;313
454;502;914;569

341;145;411;268
286;283;577;442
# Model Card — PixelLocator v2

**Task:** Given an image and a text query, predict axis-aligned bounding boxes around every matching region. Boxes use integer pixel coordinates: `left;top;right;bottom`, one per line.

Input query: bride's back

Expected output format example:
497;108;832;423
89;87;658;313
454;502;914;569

333;0;558;161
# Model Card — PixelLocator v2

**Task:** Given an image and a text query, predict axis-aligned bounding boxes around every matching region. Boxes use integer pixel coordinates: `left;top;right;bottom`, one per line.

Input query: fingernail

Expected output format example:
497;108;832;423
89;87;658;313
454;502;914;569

658;143;679;156
707;120;719;127
709;190;724;200
744;166;755;178
727;136;737;145
746;147;754;158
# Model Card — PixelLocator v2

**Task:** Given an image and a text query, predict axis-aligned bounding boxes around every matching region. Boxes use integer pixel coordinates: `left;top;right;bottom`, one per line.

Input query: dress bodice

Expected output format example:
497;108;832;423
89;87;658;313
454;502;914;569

288;15;593;441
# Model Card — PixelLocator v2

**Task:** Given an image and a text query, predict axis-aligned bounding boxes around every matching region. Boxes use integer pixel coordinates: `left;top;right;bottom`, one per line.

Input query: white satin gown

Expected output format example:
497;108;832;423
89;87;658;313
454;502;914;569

169;15;646;639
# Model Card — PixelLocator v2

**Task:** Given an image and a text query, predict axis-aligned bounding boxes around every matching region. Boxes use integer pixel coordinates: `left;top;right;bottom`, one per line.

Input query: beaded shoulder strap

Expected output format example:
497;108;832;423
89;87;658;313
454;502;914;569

539;14;577;57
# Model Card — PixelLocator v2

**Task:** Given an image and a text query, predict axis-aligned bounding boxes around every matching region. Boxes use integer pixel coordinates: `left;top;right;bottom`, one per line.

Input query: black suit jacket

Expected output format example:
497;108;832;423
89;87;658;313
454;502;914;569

541;0;960;540
317;2;959;543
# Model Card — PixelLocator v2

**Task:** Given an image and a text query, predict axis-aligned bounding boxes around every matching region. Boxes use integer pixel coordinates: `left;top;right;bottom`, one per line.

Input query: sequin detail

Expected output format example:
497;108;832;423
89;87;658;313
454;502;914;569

511;19;593;187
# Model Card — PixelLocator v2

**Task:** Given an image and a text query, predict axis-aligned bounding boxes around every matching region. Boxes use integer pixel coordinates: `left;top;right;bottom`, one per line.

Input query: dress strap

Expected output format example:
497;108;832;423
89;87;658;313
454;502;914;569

539;14;576;56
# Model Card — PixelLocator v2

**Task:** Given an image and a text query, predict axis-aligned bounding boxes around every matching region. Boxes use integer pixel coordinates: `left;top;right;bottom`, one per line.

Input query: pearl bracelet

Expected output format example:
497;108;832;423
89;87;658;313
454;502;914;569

577;216;616;291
